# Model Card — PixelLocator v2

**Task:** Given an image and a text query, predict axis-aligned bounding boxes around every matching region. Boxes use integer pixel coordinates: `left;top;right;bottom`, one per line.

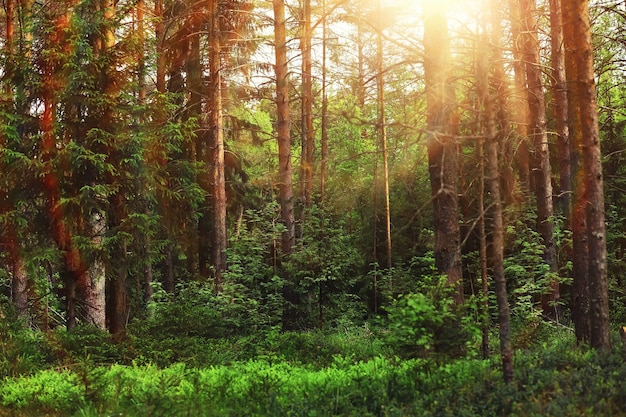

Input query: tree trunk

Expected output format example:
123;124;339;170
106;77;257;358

273;0;297;329
549;0;570;223
84;211;106;329
508;0;530;194
2;0;29;321
155;0;166;95
376;1;392;274
565;0;610;351
423;7;463;303
273;0;295;256
209;0;227;289
320;0;328;205
485;1;513;383
520;0;558;318
300;0;314;208
562;0;590;343
41;3;84;329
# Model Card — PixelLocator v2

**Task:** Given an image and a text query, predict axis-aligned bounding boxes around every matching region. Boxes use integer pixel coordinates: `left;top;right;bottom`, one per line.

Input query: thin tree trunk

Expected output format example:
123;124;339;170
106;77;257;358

3;0;29;320
376;1;392;274
423;7;463;303
155;0;165;95
273;0;295;256
549;0;570;223
320;0;328;205
477;107;489;359
508;0;530;194
209;0;227;289
274;0;297;329
485;1;513;383
520;0;558;318
300;0;314;208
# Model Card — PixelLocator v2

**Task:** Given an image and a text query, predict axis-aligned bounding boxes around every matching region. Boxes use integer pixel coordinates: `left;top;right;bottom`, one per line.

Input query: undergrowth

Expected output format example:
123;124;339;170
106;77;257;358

1;324;626;416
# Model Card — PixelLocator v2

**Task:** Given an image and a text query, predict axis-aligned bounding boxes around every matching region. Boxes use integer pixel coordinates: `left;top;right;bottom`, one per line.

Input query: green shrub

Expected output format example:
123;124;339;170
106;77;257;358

0;305;51;378
385;274;477;359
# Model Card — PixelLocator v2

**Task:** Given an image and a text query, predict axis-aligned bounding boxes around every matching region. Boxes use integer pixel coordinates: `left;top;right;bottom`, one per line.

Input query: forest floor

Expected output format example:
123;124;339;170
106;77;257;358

1;322;626;416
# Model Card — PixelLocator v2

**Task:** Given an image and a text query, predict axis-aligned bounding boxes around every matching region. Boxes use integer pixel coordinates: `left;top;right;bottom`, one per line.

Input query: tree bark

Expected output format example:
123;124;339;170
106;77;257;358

300;0;314;208
273;0;295;256
423;7;463;303
320;0;328;205
562;0;590;343
376;1;392;273
508;0;530;194
155;0;166;95
549;0;570;223
520;0;558;318
485;1;514;383
209;0;227;289
273;0;297;329
564;0;610;351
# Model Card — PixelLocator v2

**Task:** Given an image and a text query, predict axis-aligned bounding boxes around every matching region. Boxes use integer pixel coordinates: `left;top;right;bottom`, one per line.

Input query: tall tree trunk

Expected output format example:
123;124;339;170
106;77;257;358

274;0;297;329
2;0;29;320
42;2;84;329
376;1;392;273
508;0;530;194
549;0;570;223
155;0;166;95
273;0;295;256
485;1;513;383
300;0;314;208
520;0;558;318
209;0;227;289
562;0;590;343
135;0;154;302
423;7;463;303
564;0;610;351
320;0;328;205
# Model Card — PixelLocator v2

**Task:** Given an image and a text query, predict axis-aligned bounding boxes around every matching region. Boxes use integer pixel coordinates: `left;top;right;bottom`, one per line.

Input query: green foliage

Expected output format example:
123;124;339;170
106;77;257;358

0;305;51;378
285;205;366;328
385;273;477;359
4;329;626;417
503;208;565;322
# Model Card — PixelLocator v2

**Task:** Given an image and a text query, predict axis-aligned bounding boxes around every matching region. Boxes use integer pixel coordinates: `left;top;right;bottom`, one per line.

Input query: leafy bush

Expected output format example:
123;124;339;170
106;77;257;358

385;274;477;359
0;304;51;378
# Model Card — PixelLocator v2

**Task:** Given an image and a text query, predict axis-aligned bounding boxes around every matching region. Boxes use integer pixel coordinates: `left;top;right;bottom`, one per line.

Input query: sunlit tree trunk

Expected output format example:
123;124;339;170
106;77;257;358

41;1;84;330
209;0;227;289
320;0;328;205
273;0;295;256
564;0;610;351
135;0;154;302
520;0;558;318
88;0;116;332
300;0;314;208
508;0;530;194
423;7;463;303
485;0;513;383
274;0;297;329
549;0;570;223
376;1;392;274
562;0;590;343
155;0;166;95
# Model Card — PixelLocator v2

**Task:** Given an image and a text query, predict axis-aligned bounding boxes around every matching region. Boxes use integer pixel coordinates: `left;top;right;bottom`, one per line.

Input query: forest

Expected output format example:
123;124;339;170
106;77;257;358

1;0;626;415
